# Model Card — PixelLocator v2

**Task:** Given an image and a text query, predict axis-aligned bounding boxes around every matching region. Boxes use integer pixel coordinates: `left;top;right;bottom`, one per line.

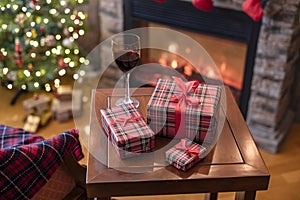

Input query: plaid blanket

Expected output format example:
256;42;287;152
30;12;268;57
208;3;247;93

0;124;84;200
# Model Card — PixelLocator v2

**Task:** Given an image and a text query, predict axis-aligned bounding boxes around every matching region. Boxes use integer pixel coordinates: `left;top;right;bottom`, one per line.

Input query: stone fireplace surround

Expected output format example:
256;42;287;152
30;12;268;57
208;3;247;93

98;0;300;153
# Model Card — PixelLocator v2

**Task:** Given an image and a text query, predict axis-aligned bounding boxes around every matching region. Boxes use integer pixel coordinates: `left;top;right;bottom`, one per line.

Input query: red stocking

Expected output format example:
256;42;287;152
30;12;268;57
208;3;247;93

242;0;263;21
155;0;166;3
192;0;213;12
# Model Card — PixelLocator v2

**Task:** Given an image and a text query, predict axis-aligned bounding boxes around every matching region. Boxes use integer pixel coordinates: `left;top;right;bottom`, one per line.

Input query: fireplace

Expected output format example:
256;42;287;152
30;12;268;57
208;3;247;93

99;0;300;153
131;22;247;103
123;0;261;118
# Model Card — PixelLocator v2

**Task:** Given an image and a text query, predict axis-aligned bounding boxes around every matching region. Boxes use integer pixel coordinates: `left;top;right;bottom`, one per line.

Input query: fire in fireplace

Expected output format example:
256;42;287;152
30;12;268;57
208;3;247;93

137;22;247;102
124;0;261;118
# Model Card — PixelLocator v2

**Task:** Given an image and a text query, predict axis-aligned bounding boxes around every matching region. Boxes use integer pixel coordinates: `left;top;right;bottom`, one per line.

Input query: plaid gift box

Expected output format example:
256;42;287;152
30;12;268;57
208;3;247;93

166;138;207;171
147;77;222;144
100;103;155;159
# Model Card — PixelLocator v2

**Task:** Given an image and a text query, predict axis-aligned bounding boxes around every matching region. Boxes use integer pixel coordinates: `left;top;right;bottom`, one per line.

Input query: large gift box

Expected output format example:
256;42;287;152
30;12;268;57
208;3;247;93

100;104;155;159
147;77;222;144
166;138;207;171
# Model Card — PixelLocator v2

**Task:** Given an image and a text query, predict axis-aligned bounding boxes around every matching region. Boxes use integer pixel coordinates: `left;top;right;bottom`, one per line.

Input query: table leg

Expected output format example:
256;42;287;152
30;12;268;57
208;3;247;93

235;191;256;200
204;192;218;200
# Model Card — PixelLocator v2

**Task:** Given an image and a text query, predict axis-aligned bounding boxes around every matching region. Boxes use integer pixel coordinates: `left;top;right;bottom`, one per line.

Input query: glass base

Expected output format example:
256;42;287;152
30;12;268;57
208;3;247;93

115;97;140;108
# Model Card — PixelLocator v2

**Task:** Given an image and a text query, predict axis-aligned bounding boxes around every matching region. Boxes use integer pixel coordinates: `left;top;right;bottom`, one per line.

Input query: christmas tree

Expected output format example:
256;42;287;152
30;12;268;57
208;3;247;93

0;0;88;92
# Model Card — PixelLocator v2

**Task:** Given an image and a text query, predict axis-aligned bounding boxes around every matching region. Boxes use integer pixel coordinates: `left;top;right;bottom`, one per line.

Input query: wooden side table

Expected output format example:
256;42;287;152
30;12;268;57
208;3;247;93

86;87;270;200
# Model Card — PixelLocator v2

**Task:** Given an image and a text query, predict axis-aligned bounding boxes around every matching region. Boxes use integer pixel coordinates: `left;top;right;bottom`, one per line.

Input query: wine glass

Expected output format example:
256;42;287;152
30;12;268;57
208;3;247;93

112;33;141;108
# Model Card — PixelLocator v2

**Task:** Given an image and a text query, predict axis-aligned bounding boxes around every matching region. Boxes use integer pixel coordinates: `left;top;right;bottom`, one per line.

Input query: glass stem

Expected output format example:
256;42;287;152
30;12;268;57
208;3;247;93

124;72;132;104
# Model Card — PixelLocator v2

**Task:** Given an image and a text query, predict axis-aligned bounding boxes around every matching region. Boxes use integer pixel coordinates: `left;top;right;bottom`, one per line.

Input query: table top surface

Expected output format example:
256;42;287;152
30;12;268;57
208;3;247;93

86;87;269;197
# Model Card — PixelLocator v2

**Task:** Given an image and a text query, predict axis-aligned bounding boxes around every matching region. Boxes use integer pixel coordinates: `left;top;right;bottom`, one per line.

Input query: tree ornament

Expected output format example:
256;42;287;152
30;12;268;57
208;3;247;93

31;29;38;39
62;38;72;47
63;28;70;36
7;71;16;81
16;59;23;68
0;52;5;61
40;37;45;46
32;0;38;6
36;16;42;24
44;35;55;46
14;13;25;26
28;63;34;71
30;0;39;8
15;38;21;52
58;57;68;69
192;0;213;12
242;0;263;21
40;26;45;32
15;38;23;68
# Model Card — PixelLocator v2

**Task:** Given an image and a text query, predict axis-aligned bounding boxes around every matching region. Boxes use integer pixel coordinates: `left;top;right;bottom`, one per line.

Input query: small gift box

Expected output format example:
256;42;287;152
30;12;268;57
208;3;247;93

100;104;155;159
147;77;222;144
166;138;207;171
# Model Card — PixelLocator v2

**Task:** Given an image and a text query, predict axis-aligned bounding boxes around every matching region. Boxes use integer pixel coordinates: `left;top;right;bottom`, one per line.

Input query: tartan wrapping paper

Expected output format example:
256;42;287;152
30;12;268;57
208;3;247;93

166;138;207;171
0;124;84;200
100;103;155;159
147;78;222;144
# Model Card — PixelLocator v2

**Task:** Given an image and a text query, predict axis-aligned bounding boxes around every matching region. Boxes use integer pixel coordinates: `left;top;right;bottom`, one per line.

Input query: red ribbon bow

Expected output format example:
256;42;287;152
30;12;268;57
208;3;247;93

112;115;143;127
175;139;200;158
170;77;201;137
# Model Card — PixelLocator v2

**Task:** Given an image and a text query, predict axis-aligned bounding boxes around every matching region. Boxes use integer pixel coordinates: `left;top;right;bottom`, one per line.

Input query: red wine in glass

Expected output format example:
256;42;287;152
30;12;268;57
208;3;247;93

111;33;141;107
114;50;140;73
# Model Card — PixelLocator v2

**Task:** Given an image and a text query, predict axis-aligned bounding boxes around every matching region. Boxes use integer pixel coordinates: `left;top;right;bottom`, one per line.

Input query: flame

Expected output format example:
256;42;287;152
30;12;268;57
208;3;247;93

171;60;178;69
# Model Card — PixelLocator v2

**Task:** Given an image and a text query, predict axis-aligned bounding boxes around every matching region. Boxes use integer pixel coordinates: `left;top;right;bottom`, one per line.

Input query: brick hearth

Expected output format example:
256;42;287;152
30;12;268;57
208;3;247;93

98;0;300;153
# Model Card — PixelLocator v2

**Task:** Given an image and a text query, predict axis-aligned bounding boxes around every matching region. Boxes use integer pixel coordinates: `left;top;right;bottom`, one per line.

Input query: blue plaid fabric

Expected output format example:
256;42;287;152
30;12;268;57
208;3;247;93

0;125;84;200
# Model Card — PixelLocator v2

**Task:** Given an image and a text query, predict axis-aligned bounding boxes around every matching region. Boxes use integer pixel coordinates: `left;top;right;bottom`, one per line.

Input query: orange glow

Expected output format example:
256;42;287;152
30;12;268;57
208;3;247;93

158;57;167;66
184;64;193;77
220;62;227;74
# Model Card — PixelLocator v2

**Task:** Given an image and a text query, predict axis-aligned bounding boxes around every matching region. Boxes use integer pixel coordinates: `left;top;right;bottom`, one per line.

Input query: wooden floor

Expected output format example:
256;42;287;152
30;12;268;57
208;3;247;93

0;87;300;200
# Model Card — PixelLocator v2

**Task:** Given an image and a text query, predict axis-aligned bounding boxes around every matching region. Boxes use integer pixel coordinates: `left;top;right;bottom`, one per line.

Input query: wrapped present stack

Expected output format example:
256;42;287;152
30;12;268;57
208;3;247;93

52;85;83;122
22;94;52;133
23;94;51;115
99;77;222;171
100;103;155;159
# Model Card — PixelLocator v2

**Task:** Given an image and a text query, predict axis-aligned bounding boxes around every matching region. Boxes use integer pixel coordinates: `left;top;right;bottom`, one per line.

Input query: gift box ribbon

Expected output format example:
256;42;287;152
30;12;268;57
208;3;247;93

110;115;143;127
170;76;201;138
175;139;200;158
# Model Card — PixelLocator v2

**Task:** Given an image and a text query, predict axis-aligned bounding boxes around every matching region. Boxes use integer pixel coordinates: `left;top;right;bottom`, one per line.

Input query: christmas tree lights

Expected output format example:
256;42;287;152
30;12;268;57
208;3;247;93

0;0;88;92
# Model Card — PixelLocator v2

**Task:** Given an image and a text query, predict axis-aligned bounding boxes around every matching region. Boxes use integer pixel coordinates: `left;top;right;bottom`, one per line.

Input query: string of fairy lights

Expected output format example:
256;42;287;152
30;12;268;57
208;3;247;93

0;0;89;92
